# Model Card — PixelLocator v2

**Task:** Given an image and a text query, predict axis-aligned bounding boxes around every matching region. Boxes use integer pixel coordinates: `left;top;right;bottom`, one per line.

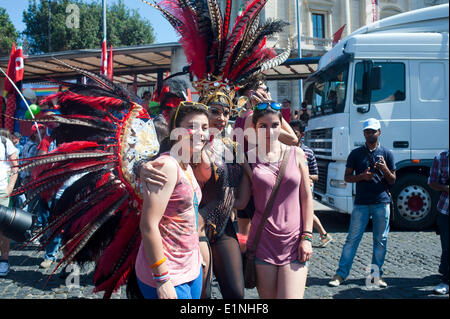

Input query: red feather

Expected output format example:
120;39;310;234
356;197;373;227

65;189;127;244
159;1;208;79
94;210;140;284
222;0;232;42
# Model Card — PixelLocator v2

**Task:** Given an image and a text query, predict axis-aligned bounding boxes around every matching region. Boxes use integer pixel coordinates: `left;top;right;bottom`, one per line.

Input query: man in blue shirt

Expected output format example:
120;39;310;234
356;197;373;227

329;118;396;288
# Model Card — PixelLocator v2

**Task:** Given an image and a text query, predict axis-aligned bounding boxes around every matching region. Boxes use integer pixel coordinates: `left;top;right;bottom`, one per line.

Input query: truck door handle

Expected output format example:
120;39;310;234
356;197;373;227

393;141;409;148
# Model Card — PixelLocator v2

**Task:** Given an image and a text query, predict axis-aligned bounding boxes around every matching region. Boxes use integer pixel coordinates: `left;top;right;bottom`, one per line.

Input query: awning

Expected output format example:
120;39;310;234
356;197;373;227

264;56;320;80
0;42;180;86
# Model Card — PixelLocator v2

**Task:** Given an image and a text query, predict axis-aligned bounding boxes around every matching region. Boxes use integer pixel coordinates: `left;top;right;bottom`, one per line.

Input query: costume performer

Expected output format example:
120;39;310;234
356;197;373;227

10;63;160;299
142;0;291;299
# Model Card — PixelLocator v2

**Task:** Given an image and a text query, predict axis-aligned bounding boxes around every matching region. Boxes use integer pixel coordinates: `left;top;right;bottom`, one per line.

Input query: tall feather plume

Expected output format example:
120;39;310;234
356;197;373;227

222;0;232;43
220;0;268;77
234;19;288;67
206;0;223;60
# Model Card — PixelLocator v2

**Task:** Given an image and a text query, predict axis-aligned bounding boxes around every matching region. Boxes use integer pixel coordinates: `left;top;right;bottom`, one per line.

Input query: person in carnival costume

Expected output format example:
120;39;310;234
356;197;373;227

139;0;293;299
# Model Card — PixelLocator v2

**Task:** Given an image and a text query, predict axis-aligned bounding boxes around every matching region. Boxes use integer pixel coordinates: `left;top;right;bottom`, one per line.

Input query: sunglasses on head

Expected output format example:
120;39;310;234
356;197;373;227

173;101;209;126
254;102;282;111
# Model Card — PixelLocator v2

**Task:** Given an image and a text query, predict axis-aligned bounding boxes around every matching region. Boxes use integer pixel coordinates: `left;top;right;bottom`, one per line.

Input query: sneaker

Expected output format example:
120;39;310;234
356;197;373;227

0;260;9;277
433;282;449;295
377;278;388;288
40;259;54;269
318;233;333;248
329;274;345;287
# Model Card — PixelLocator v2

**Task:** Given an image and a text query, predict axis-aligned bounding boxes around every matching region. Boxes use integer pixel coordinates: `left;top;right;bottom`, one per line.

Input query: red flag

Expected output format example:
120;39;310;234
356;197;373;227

332;25;346;47
4;43;16;93
371;0;379;22
14;46;25;83
4;93;16;133
100;39;108;76
107;45;113;80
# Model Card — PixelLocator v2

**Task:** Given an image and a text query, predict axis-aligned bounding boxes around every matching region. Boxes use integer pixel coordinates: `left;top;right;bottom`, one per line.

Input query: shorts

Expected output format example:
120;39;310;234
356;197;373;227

137;267;203;299
237;196;255;219
255;257;309;268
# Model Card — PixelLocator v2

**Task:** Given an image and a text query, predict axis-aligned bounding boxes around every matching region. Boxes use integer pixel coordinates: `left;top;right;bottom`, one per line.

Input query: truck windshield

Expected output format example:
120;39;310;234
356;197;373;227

311;62;349;118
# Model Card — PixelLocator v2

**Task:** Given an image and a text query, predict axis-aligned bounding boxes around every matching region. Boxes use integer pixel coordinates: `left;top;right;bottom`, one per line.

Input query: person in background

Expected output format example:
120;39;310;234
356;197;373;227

428;150;449;295
0;131;19;277
329;118;395;288
281;99;291;123
298;102;311;126
290;120;333;248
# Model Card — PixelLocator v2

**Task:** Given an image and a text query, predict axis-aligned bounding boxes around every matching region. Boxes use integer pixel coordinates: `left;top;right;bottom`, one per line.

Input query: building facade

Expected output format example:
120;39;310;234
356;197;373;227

215;0;448;110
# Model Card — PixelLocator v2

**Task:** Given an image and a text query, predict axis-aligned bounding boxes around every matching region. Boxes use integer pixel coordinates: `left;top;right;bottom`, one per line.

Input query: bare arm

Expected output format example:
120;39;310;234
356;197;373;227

234;161;253;210
140;158;178;299
7;153;18;195
278;117;299;146
429;181;449;193
296;147;314;262
344;167;373;183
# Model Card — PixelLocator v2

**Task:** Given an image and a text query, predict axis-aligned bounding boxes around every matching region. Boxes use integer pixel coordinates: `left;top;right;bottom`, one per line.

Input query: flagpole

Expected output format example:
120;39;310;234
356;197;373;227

0;68;42;142
103;0;107;42
296;0;303;106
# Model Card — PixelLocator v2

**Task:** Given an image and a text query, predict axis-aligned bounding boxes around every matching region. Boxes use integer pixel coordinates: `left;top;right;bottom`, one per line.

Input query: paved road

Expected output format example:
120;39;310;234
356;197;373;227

0;201;447;299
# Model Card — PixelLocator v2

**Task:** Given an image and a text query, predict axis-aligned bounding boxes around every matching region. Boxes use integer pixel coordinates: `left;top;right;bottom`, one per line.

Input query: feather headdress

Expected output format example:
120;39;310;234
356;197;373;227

143;0;291;106
11;62;160;299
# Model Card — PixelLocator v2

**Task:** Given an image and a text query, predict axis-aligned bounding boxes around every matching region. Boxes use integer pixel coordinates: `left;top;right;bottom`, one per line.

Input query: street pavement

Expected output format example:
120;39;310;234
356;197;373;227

0;200;447;299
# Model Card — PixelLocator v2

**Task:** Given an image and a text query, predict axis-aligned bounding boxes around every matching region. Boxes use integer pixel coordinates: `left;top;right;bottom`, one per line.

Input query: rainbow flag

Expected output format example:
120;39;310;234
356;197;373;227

32;86;69;96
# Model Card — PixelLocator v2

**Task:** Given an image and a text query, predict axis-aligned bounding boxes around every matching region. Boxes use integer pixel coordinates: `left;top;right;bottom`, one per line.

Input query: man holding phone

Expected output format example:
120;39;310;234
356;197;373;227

329;118;396;288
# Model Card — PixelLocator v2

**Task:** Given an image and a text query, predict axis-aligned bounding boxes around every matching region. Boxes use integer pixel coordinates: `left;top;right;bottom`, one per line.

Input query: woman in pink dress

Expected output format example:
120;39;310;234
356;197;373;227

235;100;314;299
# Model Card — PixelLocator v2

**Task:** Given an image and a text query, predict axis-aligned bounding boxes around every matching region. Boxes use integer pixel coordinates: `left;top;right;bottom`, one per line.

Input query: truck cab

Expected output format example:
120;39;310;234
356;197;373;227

304;4;449;230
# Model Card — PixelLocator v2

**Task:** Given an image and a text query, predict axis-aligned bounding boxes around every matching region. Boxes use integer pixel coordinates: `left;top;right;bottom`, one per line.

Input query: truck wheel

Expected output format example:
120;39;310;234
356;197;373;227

391;174;438;230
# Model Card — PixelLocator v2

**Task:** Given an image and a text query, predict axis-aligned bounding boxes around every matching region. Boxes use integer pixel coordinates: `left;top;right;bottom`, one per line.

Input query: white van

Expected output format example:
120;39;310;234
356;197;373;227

304;4;449;229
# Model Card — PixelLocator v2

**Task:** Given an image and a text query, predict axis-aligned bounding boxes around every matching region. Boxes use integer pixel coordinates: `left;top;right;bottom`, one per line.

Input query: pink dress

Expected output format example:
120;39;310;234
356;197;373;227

135;154;202;287
247;146;302;265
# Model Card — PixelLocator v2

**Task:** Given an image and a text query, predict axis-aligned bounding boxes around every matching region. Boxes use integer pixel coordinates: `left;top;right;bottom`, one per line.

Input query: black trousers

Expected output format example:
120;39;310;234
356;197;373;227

437;213;449;284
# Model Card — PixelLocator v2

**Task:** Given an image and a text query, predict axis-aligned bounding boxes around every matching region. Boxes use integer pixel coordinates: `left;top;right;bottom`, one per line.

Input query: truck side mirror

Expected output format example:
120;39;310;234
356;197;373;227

370;66;382;90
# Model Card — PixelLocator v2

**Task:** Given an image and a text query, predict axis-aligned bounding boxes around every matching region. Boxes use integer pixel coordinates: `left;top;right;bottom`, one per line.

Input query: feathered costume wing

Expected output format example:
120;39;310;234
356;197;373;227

143;0;291;100
11;0;290;299
12;64;159;299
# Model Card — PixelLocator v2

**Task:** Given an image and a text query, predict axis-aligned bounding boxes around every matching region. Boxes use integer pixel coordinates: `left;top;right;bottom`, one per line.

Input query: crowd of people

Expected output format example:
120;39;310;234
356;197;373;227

0;0;447;301
0;75;447;299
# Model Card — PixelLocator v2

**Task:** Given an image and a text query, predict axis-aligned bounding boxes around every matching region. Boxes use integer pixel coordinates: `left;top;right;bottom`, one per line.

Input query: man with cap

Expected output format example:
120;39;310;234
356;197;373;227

329;118;396;288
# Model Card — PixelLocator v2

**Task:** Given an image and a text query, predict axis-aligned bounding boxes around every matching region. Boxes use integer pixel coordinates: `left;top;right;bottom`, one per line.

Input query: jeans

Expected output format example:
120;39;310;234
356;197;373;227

336;203;390;279
437;213;449;284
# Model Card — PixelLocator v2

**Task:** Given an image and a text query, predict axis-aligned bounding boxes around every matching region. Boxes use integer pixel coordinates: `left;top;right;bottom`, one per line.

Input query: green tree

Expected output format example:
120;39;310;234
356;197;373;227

22;0;155;54
0;8;19;56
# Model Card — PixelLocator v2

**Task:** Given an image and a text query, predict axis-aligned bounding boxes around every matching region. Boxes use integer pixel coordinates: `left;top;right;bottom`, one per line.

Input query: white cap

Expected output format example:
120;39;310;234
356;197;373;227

362;118;381;131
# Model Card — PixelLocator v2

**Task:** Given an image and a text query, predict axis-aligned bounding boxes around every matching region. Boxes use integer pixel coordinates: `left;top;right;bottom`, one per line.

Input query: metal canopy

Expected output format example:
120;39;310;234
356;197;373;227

0;42;320;86
0;42;180;86
264;56;320;80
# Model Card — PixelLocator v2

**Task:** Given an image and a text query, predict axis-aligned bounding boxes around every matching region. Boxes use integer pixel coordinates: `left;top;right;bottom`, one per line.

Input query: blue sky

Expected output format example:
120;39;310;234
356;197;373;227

0;0;179;44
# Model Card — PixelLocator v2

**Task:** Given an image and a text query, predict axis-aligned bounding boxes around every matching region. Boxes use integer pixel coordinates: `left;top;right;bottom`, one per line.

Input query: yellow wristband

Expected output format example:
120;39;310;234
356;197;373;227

150;256;167;269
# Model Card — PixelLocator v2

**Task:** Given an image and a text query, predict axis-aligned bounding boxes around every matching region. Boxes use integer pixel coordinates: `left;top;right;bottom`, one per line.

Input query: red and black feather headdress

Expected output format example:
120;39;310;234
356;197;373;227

144;0;291;104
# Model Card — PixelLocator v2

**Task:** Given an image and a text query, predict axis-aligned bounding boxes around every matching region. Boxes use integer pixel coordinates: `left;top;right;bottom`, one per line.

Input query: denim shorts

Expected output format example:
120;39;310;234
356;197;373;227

255;257;309;268
137;267;203;299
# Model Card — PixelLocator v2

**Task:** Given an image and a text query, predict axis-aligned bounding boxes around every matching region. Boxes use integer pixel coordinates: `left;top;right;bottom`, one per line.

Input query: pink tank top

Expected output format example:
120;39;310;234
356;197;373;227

247;146;303;265
135;154;202;287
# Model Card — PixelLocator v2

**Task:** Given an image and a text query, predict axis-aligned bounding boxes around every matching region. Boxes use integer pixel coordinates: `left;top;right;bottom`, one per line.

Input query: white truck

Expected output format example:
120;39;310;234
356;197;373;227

304;4;449;230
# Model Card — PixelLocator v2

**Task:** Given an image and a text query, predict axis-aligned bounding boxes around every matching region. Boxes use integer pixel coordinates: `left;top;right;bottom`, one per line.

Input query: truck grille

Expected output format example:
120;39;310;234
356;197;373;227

306;128;333;158
315;160;329;194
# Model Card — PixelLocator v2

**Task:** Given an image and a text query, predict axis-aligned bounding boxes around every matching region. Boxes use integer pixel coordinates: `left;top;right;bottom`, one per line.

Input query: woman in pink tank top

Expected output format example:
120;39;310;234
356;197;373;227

134;102;209;299
235;101;315;299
